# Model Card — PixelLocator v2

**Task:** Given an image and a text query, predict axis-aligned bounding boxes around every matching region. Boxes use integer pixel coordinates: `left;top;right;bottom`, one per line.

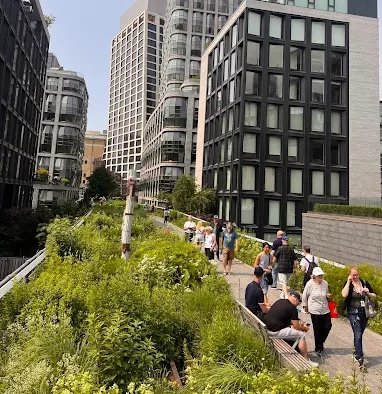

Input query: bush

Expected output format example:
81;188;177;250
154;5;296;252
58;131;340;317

314;203;382;218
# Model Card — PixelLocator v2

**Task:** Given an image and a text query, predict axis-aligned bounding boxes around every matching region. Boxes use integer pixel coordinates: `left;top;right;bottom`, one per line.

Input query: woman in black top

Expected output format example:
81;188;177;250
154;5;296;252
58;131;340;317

341;266;377;370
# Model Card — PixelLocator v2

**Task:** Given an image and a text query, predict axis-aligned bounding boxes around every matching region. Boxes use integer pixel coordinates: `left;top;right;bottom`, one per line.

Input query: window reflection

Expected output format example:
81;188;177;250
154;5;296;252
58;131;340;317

161;131;185;163
164;97;187;127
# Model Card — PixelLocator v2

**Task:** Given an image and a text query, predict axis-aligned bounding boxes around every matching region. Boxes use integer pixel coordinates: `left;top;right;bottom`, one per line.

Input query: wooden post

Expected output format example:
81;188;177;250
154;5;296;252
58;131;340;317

121;170;137;261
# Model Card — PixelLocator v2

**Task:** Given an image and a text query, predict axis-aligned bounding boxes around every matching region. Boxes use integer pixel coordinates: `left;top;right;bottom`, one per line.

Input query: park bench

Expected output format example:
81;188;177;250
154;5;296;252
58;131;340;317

236;300;312;372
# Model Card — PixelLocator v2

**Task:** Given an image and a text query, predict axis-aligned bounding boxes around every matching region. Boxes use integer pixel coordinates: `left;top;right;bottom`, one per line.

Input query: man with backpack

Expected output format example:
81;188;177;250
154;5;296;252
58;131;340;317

300;246;319;288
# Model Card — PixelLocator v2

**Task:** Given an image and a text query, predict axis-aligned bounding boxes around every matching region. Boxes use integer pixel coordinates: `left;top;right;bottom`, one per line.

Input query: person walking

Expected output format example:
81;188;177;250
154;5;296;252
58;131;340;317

195;221;205;247
254;242;273;304
302;267;332;357
183;216;196;243
219;222;238;275
204;226;216;260
163;208;170;225
300;246;319;288
273;236;298;299
245;266;271;320
264;290;318;367
341;266;377;370
211;215;223;260
270;230;284;288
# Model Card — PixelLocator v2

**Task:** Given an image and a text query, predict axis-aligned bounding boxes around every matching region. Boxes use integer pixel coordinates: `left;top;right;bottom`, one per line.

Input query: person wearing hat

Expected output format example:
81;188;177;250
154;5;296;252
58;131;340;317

302;267;332;357
273;236;298;299
245;266;271;320
265;290;318;367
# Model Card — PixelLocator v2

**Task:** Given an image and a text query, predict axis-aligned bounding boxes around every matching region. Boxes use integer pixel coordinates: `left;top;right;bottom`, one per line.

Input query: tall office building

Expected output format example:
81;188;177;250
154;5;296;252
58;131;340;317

33;55;88;208
140;0;243;203
0;0;49;211
104;0;167;180
196;0;380;240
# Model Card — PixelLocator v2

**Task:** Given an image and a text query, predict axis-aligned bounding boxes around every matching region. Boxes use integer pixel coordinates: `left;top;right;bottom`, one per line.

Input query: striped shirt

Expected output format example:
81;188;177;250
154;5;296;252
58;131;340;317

302;279;330;315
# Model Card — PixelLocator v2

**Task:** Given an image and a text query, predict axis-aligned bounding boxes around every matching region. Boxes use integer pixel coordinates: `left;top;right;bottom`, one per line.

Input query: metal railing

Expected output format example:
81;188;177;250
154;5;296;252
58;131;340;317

0;210;92;300
0;258;28;281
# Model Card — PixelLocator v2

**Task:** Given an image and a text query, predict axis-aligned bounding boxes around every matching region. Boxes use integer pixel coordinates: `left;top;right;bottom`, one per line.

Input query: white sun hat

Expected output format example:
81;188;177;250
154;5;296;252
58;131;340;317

312;267;325;276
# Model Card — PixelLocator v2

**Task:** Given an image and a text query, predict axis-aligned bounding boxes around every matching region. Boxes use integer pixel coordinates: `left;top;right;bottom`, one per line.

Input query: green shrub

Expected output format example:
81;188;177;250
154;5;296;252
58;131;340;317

314;203;382;218
236;236;263;267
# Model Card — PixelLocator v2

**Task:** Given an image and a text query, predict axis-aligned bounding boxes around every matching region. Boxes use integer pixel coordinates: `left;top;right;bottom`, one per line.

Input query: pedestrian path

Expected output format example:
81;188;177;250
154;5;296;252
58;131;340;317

151;216;382;393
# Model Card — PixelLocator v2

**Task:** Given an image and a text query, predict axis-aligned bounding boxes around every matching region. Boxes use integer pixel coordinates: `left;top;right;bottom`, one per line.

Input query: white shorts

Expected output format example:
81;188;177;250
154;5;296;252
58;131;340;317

268;326;305;340
278;273;292;285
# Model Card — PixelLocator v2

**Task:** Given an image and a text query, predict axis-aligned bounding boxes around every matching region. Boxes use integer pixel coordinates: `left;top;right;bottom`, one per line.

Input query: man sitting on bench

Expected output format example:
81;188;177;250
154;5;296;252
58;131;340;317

264;290;318;368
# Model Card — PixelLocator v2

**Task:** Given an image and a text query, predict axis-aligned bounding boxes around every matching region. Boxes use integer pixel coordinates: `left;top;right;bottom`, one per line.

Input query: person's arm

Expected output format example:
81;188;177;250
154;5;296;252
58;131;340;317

234;238;239;253
300;260;306;273
342;276;353;298
211;234;217;250
254;253;261;268
219;234;223;250
302;282;310;313
364;281;377;299
260;302;271;314
183;222;188;231
291;319;309;332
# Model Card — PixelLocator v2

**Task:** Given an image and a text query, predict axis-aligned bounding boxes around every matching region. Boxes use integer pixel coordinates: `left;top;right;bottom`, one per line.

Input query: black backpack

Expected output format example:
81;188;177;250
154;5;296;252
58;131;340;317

303;257;317;287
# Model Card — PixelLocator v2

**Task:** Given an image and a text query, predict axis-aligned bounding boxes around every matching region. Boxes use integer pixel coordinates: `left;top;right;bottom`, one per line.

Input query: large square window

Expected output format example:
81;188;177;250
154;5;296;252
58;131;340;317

268;136;281;160
290;169;303;194
269;45;284;68
270;15;283;39
312;79;325;102
242;165;256;191
331;82;342;105
290;107;304;130
311;139;324;164
241;198;255;225
312;22;325;44
268;74;283;99
332;24;345;47
248;12;261;36
287;201;296;227
246;71;261;95
247;42;261;65
331;111;342;134
331;172;340;196
291;19;305;41
290;47;304;71
290;77;303;100
267;104;280;129
268;200;280;226
311;50;325;73
265;167;276;192
311;109;325;132
331;52;344;76
245;102;259;127
288;138;298;162
312;171;324;195
243;133;257;154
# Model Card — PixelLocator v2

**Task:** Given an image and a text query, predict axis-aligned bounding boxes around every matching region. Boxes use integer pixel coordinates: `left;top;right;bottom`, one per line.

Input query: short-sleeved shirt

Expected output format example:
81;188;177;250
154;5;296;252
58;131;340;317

221;231;238;250
265;299;299;332
164;210;170;217
271;238;283;254
300;254;319;272
245;281;265;315
275;245;297;274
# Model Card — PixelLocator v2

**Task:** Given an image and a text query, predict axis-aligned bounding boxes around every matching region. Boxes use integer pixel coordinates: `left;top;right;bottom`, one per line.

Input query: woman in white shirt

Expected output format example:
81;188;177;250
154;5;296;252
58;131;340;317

204;226;216;260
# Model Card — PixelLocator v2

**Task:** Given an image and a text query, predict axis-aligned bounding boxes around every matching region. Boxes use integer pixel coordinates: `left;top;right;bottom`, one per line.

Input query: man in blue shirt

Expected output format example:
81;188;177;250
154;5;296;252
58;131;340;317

219;222;239;275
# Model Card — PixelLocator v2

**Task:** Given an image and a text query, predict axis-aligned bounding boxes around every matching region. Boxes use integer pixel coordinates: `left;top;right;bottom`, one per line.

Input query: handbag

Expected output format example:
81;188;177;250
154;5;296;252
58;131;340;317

364;295;376;319
265;272;273;286
328;301;339;318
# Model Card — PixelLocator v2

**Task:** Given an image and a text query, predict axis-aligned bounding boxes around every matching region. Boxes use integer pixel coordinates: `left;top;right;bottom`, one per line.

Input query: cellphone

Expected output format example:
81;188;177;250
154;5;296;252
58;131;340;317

306;323;311;327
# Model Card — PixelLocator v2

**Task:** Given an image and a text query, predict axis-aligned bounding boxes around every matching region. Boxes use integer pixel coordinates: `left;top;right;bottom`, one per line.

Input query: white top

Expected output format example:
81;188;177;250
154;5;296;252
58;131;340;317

184;221;196;233
205;233;216;249
164;210;170;216
302;279;330;315
300;254;319;272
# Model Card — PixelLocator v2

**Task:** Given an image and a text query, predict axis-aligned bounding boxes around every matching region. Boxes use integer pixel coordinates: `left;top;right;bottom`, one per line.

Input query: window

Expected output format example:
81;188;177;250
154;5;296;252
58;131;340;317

164;97;187;127
56;127;81;155
245;102;258;127
218;15;227;31
291;19;305;41
268;200;280;226
60;96;84;125
312;171;324;195
312;21;325;44
331;52;343;76
248;12;261;36
63;79;86;95
311;139;324;164
267;104;280;129
224;59;229;80
287;201;296;227
331;172;340;196
265;168;276;192
246;71;261;95
171;10;188;31
232;25;238;46
331;82;342;105
290;77;303;100
311;50;325;73
43;94;57;121
241;198;255;225
290;47;304;71
167;59;185;80
269;45;284;68
227;138;232;160
290;169;303;194
219;41;224;61
268;136;281;160
193;0;203;9
228;109;234;131
290;107;304;130
242;166;256;191
332;24;345;47
39;126;53;153
46;77;59;91
311;109;325;132
207;0;215;10
312;79;324;102
229;81;235;103
288;138;298;162
170;34;187;55
218;0;229;13
206;14;215;34
247;42;260;65
192;12;203;33
231;52;236;75
226;168;231;190
268;74;283;99
331;111;342;134
190;61;200;77
270;15;283;39
331;140;341;165
243;133;256;153
161;132;186;162
191;36;202;56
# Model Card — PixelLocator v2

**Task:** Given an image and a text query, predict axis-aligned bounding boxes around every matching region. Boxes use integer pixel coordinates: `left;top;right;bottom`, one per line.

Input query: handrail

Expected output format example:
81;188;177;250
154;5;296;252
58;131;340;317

154;207;345;269
0;210;93;300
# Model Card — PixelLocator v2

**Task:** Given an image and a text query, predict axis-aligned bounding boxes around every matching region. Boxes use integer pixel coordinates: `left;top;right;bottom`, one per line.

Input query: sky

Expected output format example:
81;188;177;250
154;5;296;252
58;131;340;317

40;0;382;131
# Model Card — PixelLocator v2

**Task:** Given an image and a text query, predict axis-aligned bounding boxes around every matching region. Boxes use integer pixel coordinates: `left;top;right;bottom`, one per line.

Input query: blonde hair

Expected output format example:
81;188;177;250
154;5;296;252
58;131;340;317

196;221;203;230
349;266;359;274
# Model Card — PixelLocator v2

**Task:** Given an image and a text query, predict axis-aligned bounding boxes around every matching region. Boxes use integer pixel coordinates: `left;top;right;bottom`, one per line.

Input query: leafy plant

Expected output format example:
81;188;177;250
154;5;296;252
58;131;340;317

314;203;382;218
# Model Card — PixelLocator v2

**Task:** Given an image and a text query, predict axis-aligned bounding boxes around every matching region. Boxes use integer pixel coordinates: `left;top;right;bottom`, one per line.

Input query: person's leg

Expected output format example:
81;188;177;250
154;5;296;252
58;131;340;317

297;338;308;359
227;249;234;273
222;248;228;274
322;313;332;347
278;273;288;298
348;314;363;361
311;314;324;352
271;263;278;288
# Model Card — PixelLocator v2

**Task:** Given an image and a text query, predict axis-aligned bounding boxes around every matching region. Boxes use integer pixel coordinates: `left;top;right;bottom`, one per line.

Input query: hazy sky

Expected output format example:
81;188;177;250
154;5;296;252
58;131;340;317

40;0;382;131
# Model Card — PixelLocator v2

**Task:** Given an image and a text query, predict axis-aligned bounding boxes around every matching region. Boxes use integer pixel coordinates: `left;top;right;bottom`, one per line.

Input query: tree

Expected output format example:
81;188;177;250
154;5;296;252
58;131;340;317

190;188;216;215
86;167;119;198
44;14;56;27
171;175;196;212
156;191;173;208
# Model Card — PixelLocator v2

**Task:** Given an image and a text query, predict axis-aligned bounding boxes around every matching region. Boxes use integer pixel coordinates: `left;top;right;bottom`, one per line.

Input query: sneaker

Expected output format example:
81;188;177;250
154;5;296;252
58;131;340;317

315;350;323;358
308;359;319;368
223;271;228;276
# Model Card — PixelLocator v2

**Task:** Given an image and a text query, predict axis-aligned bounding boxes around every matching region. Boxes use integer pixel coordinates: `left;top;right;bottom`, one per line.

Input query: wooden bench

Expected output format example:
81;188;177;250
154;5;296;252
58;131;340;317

236;300;312;372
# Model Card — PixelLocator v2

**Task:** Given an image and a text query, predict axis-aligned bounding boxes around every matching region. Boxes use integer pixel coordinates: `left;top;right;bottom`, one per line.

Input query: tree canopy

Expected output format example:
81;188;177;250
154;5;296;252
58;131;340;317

86;167;120;199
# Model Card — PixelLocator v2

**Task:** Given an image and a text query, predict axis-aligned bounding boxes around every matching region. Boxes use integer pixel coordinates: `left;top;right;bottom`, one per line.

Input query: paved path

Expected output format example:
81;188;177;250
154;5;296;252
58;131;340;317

151;216;382;393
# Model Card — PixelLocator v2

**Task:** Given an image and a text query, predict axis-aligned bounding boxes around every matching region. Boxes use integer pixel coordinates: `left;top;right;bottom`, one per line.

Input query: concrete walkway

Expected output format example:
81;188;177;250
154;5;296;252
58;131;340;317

151;216;382;393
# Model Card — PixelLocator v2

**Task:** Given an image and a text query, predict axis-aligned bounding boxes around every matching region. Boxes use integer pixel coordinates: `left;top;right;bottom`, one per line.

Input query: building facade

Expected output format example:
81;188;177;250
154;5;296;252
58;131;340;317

33;58;88;208
140;0;244;203
104;0;166;181
196;0;380;240
81;130;107;188
0;0;49;211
